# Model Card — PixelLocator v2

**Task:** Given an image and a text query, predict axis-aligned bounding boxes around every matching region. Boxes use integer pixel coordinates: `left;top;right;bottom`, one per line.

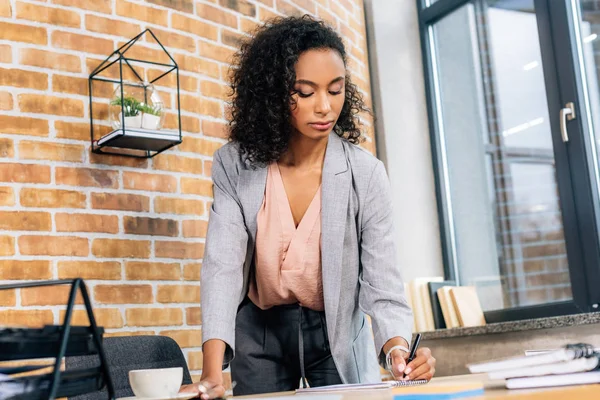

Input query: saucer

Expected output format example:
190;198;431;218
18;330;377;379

118;394;197;400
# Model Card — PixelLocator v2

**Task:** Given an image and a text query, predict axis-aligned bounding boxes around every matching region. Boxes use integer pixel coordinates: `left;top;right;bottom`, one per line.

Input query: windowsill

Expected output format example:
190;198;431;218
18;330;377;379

419;311;600;340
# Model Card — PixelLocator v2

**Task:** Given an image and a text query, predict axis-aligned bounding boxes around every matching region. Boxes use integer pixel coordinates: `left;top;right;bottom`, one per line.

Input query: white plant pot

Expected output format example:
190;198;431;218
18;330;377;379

142;113;161;130
119;113;142;129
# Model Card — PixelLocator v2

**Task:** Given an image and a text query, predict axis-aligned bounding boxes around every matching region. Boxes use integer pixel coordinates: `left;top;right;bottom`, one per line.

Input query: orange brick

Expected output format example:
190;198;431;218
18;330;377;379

16;2;80;28
52;75;89;96
91;101;109;120
89;154;149;169
0;310;53;328
124;216;179;237
201;81;230;101
186;307;201;325
318;7;337;26
105;330;155;337
148;0;193;12
174;54;220;78
91;193;150;212
198;41;235;63
53;0;112;13
290;0;316;13
58;261;122;280
183;263;201;280
56;213;119;234
188;351;203;370
221;28;244;48
202;120;228;139
18;94;84;117
0;211;51;231
92;238;151;258
0;91;13;110
0;137;13;157
20;188;86;208
240;17;260;34
0;187;14;206
0;21;47;44
172;13;218;41
0;116;49;137
182;220;209;238
0;290;16;306
94;284;153;304
329;0;347;21
275;0;302;16
0;68;48;90
178;137;223;156
60;308;124;329
56;167;119;188
0;235;15;256
181;177;212;197
160;329;202;348
86;57;142;81
153;28;196;53
52;31;113;55
116;0;168;26
155;241;204;259
19;141;84;162
153;154;202;174
85;14;141;38
155;197;205;216
148;69;197;92
219;0;256;17
21;285;83;306
126;308;183;327
0;44;11;63
0;260;52;280
0;0;10;17
56;121;102;141
125;261;181;280
197;3;237;28
157;284;200;303
163;113;200;133
19;235;89;256
180;93;221;117
258;5;280;21
123;171;177;193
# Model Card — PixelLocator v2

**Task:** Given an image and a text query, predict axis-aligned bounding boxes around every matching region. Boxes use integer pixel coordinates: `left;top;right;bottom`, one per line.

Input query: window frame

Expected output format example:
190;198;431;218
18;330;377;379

416;0;600;323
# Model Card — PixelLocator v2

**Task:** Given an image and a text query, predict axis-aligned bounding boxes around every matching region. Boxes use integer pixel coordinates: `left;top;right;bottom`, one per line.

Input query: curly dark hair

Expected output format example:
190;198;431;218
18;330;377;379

228;15;369;166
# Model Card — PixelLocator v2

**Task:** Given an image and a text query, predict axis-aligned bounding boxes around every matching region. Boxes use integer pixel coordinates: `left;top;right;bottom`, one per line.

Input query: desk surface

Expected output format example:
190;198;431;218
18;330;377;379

236;374;600;399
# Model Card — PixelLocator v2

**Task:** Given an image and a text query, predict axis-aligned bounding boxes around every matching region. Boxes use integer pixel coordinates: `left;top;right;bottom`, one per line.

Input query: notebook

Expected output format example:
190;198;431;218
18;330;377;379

295;380;428;393
448;287;486;328
506;371;600;389
489;356;599;380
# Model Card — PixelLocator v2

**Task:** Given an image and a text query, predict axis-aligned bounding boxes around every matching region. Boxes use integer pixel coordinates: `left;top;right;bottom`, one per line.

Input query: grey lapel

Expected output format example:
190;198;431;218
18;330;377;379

239;164;268;249
321;133;350;344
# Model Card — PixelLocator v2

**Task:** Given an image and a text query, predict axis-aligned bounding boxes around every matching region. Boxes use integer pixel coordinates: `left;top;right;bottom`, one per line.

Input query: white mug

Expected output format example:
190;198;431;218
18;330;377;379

128;367;183;398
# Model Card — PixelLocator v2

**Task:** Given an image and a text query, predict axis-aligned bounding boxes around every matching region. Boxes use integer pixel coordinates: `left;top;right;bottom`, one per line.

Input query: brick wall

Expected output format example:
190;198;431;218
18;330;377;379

0;0;375;386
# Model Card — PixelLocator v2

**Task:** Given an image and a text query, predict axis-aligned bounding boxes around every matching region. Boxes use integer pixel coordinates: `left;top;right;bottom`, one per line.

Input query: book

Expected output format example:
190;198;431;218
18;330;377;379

427;281;455;329
392;381;484;399
296;380;428;393
506;371;600;389
409;277;443;332
448;287;485;327
437;286;460;329
489;356;599;380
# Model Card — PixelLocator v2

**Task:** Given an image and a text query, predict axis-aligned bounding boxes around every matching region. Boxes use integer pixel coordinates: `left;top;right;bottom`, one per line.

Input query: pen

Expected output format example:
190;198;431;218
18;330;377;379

404;333;422;378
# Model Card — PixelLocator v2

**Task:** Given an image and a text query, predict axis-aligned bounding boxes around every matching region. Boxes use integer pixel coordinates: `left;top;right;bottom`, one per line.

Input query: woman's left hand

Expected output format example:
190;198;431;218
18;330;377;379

402;347;436;381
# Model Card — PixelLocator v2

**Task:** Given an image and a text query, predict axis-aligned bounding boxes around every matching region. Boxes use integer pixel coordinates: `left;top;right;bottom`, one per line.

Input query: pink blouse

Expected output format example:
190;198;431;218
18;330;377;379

248;162;324;311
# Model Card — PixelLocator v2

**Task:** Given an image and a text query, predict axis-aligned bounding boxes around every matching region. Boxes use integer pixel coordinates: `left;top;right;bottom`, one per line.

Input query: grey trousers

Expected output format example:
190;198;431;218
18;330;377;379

230;298;343;396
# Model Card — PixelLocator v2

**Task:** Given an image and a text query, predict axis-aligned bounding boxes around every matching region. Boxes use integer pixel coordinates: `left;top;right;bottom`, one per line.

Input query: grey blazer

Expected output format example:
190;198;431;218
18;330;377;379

201;133;413;384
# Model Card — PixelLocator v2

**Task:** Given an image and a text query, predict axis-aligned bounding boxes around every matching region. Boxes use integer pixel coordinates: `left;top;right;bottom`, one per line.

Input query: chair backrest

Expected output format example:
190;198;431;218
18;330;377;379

66;335;193;400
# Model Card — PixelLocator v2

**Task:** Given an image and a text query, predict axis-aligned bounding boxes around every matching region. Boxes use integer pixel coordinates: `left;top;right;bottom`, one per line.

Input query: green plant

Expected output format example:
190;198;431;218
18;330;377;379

110;96;140;117
138;103;161;116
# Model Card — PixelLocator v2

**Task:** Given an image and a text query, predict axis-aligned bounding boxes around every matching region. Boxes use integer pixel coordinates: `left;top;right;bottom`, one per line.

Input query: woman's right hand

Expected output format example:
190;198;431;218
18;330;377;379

179;375;225;400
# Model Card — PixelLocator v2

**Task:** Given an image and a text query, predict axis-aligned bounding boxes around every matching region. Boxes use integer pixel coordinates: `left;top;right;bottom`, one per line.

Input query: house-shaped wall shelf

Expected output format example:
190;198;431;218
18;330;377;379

89;29;182;158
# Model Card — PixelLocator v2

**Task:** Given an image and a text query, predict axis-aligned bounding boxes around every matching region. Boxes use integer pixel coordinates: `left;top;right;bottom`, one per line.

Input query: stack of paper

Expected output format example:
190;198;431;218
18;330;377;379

467;344;600;389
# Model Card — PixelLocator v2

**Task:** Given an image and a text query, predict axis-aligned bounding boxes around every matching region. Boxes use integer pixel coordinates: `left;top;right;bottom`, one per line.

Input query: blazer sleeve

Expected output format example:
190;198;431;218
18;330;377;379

358;160;414;367
201;148;248;367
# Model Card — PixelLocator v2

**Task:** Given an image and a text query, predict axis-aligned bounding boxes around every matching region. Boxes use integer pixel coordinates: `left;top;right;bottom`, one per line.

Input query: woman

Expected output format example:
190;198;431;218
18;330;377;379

182;16;436;399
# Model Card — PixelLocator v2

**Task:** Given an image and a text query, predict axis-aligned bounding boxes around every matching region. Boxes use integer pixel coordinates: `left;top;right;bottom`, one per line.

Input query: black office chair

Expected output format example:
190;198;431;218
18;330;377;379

66;335;193;400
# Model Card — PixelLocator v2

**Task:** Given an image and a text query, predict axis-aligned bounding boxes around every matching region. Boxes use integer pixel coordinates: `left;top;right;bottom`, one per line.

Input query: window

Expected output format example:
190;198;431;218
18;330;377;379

418;0;600;321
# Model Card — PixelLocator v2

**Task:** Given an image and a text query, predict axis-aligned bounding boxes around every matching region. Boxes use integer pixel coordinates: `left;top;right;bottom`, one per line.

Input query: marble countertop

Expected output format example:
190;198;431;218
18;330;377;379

418;311;600;340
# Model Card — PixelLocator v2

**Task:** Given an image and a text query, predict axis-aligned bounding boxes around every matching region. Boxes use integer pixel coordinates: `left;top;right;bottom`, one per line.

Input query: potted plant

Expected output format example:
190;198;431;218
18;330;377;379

139;103;162;130
110;96;142;129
